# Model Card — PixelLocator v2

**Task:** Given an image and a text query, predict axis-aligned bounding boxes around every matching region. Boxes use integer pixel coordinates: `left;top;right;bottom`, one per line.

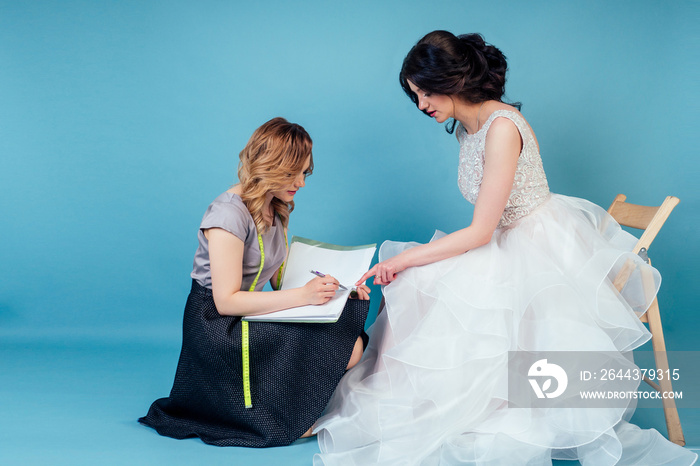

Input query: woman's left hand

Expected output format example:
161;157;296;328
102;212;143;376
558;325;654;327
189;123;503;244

350;284;371;300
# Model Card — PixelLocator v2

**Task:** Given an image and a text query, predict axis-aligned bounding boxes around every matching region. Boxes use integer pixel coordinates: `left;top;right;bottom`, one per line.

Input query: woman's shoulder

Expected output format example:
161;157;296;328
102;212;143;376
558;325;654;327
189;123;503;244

459;103;525;140
211;190;250;214
482;105;539;152
483;104;526;126
208;186;247;209
201;190;253;237
483;105;532;134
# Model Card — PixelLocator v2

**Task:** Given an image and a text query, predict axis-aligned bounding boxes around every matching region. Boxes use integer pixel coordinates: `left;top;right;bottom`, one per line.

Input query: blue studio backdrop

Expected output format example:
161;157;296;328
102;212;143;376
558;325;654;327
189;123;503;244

1;2;698;339
1;2;699;464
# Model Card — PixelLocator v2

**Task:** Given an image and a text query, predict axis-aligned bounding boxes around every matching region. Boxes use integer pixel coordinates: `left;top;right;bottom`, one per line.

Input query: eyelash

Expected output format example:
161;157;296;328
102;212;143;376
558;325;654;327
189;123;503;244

286;171;312;178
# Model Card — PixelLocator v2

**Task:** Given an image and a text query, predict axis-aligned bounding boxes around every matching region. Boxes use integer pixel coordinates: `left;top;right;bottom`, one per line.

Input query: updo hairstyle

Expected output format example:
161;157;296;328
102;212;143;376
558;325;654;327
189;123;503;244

400;31;517;132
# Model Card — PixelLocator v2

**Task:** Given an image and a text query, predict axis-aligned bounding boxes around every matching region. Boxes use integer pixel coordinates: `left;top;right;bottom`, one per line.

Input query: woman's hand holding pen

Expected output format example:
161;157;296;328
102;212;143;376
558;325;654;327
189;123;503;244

304;270;370;304
303;275;340;305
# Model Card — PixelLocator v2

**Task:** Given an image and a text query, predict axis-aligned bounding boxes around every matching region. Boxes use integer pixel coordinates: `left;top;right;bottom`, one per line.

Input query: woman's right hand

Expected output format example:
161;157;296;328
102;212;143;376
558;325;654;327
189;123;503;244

357;255;408;286
302;275;340;305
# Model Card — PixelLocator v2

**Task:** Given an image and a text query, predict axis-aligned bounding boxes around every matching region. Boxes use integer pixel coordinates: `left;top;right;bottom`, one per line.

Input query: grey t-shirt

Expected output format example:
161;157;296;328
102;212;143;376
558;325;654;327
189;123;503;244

191;192;287;291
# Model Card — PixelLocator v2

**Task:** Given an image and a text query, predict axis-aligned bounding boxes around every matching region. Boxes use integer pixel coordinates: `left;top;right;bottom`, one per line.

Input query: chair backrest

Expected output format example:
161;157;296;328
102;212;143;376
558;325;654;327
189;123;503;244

606;194;680;254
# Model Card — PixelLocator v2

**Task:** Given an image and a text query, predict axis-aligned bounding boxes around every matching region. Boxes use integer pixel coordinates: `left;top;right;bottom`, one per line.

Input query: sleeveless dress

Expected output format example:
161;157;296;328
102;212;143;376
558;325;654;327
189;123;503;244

139;193;369;447
313;111;697;465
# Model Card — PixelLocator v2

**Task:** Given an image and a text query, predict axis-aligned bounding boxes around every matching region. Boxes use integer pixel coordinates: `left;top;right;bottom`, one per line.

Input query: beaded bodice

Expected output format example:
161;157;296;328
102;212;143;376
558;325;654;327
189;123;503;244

457;110;550;228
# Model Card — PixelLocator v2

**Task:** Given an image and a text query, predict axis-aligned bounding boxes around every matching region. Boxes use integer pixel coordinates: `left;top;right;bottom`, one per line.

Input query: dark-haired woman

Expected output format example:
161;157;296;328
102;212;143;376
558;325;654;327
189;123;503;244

313;32;696;465
139;117;370;447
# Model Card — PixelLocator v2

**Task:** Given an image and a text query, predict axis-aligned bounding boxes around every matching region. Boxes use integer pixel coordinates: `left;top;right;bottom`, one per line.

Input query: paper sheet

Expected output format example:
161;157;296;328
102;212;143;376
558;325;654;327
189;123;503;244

243;236;376;322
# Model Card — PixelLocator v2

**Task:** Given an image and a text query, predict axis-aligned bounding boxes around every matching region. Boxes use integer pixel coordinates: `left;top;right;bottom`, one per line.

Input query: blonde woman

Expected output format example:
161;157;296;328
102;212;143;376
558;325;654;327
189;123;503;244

140;117;369;447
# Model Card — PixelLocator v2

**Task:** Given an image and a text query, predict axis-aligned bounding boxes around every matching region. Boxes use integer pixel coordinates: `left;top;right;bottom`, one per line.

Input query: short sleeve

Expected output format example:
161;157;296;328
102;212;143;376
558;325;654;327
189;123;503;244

199;196;251;243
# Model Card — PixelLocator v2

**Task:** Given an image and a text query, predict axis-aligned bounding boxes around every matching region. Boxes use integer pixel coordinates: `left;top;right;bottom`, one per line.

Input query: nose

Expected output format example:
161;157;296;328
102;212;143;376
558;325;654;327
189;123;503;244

418;96;428;110
295;172;306;188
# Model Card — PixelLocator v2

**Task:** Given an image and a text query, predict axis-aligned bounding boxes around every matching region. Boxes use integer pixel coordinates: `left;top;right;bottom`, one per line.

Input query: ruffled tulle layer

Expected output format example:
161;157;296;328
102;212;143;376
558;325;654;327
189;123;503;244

314;194;696;465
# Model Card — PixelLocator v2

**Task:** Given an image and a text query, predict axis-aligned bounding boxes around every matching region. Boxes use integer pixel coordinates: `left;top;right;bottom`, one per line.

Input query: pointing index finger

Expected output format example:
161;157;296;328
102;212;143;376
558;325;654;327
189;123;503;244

356;266;377;286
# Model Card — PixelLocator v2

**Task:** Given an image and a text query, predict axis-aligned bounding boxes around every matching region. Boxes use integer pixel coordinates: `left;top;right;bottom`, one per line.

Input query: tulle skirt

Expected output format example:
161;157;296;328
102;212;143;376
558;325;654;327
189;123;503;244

313;194;696;465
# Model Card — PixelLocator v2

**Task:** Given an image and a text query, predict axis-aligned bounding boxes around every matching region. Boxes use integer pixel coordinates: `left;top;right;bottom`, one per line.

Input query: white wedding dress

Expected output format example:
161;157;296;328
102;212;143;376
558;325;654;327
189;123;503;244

313;110;697;465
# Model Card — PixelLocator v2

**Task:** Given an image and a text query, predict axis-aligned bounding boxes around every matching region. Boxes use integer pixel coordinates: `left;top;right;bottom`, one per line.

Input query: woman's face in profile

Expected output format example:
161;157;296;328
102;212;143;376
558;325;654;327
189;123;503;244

271;155;312;203
407;80;454;124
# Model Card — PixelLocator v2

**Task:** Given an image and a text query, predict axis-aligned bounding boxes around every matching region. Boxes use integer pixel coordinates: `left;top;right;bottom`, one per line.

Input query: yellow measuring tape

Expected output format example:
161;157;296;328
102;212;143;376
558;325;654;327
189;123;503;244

241;229;287;409
241;234;264;409
241;319;253;408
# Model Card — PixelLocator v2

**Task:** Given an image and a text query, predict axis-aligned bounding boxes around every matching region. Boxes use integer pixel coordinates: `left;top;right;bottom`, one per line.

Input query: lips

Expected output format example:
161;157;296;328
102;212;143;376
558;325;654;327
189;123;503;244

427;110;436;117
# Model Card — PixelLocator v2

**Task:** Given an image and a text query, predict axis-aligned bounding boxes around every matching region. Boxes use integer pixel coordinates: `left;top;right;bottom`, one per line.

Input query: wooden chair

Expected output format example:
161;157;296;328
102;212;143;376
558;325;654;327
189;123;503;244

607;193;684;446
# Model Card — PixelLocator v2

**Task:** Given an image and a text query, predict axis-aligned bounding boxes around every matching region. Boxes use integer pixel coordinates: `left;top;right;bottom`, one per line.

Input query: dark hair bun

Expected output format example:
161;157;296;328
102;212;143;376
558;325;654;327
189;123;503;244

456;33;508;101
400;31;512;110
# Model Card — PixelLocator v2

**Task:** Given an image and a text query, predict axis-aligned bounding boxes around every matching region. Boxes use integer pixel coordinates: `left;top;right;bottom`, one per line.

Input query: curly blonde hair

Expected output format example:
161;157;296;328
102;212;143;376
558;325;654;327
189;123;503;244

237;117;313;234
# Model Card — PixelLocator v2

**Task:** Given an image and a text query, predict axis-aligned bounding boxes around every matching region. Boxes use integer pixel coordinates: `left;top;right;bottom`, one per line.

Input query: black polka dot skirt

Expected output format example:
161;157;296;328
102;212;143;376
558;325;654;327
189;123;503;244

139;280;369;447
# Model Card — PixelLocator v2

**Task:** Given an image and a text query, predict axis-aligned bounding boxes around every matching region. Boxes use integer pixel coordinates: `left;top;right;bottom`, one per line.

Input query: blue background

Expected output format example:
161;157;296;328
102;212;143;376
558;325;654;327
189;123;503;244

1;1;697;464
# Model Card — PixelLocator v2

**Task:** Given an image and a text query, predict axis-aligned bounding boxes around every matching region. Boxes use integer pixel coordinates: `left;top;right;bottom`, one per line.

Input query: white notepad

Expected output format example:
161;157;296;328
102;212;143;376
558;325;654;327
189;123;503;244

243;236;376;323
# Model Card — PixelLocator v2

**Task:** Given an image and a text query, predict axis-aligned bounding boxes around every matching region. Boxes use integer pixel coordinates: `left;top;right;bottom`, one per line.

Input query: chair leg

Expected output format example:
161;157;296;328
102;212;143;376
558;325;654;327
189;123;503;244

646;297;685;446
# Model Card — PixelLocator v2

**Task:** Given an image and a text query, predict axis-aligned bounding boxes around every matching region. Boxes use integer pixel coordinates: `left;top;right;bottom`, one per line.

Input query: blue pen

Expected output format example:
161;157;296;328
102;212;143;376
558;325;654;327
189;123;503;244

309;270;348;290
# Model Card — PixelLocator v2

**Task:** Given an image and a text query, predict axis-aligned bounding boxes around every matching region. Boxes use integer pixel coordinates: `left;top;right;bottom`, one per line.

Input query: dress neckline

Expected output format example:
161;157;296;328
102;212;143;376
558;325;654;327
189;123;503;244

460;109;521;138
